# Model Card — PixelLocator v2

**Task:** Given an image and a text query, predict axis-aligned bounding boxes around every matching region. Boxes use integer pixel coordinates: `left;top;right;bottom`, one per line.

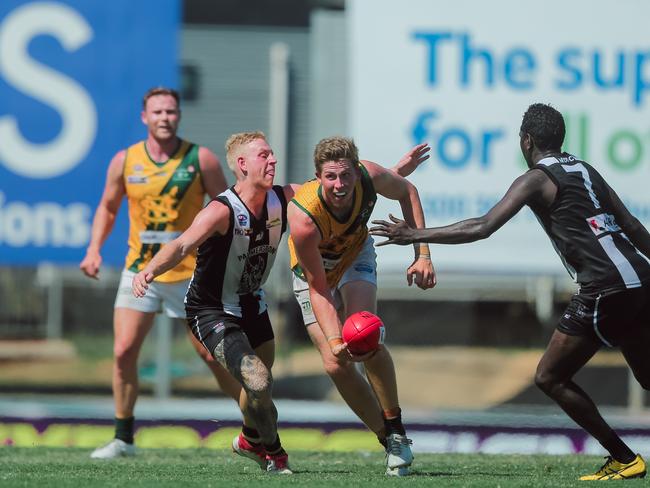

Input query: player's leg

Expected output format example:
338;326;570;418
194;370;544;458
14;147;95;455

339;278;413;475
91;270;159;459
536;331;640;470
306;321;384;433
159;279;254;429
620;287;650;390
185;327;244;401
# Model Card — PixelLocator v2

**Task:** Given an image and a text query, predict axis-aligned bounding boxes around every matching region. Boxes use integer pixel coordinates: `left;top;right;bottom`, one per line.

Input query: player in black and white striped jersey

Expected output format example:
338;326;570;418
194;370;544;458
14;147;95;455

370;103;650;480
132;131;299;474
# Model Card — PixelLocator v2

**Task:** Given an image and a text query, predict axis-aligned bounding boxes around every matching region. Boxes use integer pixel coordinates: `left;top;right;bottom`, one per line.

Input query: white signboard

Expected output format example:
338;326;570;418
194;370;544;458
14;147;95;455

349;0;650;276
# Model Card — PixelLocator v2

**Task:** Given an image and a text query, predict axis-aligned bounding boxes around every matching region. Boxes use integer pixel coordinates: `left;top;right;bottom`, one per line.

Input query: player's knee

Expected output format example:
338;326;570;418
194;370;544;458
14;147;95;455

242;365;273;398
323;360;355;382
113;340;139;365
534;369;558;395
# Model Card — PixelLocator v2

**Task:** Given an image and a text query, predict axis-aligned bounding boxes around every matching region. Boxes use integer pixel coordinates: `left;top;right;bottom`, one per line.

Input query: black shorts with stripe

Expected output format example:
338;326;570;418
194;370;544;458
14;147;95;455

557;286;650;347
185;306;274;357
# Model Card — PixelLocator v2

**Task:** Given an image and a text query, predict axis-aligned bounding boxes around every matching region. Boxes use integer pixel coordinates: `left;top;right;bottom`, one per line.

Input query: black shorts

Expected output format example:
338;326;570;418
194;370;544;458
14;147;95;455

558;286;650;347
185;307;274;357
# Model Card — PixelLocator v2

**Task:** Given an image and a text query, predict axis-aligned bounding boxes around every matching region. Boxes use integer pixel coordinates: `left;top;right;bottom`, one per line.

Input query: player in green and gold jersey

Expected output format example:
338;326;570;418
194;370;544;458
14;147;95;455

288;136;435;476
80;87;241;459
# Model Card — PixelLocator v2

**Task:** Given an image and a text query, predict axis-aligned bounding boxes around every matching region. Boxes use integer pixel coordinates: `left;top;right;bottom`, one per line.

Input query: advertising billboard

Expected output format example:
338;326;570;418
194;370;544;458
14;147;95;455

349;0;650;276
0;0;179;266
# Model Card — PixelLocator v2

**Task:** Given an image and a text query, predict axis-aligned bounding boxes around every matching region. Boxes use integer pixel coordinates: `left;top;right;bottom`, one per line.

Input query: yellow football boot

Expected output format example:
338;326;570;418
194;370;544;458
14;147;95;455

580;454;646;480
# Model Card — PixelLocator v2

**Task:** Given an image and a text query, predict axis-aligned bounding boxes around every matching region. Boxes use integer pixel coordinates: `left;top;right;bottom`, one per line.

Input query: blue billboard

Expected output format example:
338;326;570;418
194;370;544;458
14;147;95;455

0;0;180;266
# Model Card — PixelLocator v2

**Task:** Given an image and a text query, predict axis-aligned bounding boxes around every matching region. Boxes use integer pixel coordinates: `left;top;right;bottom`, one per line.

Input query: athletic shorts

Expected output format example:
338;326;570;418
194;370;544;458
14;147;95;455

557;286;650;347
293;235;377;326
185;307;274;355
114;269;189;318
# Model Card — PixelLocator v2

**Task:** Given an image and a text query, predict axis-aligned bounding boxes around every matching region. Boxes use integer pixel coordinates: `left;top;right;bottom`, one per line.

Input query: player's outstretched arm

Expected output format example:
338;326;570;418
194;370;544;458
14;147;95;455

608;184;650;258
198;146;228;198
370;169;548;245
365;160;435;289
132;200;229;297
80;150;126;280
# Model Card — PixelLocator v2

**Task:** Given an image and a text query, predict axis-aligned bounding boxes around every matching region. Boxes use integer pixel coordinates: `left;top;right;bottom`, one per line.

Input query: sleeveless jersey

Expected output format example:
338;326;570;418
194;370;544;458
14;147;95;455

288;163;377;287
184;185;288;317
531;153;650;294
123;140;204;283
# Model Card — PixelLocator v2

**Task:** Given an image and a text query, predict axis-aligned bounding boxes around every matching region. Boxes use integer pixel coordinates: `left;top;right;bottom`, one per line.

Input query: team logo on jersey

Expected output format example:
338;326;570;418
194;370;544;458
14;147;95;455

587;213;620;236
134;164;144;172
237;214;248;226
173;168;193;181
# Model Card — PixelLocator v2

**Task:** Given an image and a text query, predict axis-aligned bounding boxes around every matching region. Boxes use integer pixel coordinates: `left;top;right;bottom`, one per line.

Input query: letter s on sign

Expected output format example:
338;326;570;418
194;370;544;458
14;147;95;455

0;2;97;179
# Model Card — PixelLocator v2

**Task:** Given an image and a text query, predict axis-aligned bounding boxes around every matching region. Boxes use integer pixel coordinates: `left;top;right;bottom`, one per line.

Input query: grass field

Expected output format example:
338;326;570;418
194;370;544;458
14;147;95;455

1;448;645;487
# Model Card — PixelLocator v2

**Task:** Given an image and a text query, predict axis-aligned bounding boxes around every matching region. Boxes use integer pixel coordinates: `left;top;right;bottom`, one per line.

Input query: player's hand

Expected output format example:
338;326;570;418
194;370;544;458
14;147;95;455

132;270;154;297
407;257;436;289
331;342;380;363
369;214;417;246
392;143;431;178
80;250;102;280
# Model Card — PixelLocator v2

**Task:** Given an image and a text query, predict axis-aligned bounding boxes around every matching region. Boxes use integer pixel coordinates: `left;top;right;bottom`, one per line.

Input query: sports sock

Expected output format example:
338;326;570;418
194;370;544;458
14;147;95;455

383;408;406;436
115;416;134;444
263;435;283;456
600;434;635;464
242;424;261;446
378;436;388;449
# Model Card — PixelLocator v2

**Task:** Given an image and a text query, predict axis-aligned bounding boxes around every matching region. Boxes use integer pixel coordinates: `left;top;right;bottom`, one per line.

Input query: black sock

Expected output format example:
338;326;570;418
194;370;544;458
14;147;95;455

115;417;134;444
383;413;406;436
242;425;261;446
378;436;388;449
263;435;283;455
601;433;635;464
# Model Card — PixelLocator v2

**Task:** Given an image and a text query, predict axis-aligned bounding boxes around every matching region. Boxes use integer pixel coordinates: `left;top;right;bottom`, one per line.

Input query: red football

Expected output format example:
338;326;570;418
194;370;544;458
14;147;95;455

342;311;385;355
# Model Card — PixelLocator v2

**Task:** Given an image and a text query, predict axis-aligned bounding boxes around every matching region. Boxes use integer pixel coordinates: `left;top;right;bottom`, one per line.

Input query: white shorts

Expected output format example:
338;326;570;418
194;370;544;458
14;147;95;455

114;269;190;318
293;236;377;326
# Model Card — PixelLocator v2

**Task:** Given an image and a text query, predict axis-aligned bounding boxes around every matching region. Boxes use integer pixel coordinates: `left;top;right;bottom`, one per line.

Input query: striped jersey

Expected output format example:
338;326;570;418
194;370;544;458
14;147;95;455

531;154;650;294
184;185;288;317
124;140;204;283
288;163;377;287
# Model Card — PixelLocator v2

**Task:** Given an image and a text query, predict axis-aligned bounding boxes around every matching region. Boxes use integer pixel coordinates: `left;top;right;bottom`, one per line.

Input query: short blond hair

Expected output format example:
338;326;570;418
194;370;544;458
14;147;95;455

313;136;359;173
225;131;267;173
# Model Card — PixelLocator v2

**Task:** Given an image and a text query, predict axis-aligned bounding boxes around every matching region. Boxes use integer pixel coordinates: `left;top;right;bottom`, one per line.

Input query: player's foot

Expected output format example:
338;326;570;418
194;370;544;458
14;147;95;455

579;454;646;480
232;433;267;469
266;450;293;474
90;438;135;459
385;433;414;476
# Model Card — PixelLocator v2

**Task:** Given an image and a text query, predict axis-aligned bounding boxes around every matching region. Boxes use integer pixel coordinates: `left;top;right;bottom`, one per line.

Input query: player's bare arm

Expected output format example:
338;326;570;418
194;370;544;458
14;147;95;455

79;150;127;279
387;143;431;178
365;160;436;290
607;183;650;258
132;200;230;297
288;202;349;357
370;168;551;246
198;146;228;198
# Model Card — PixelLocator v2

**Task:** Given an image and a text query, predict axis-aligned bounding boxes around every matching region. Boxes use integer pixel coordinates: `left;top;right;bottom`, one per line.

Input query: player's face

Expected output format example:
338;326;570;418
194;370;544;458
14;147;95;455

241;138;277;189
317;159;359;212
142;95;180;141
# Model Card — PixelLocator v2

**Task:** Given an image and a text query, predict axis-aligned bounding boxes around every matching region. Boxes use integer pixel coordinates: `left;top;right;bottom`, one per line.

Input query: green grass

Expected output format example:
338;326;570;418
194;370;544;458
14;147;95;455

1;448;643;487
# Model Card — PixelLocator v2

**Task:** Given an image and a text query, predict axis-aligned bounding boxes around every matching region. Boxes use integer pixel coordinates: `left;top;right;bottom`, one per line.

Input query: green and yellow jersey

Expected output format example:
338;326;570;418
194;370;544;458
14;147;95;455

288;163;377;288
123;140;204;283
